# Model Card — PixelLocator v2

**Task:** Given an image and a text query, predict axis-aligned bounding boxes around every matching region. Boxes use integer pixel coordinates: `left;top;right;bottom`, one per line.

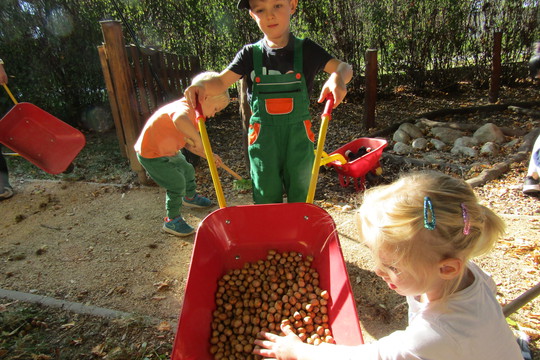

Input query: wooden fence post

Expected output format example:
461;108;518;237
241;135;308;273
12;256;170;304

364;49;378;129
489;31;502;103
99;20;146;182
97;45;126;158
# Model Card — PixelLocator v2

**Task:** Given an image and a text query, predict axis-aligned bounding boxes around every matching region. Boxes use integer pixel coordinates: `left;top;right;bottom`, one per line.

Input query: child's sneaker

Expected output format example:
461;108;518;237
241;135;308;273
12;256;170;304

0;186;13;201
162;216;195;236
522;176;540;195
183;194;212;208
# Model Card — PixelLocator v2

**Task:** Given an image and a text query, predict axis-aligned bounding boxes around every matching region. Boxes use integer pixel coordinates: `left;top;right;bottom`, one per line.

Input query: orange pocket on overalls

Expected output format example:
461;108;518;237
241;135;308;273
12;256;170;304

303;120;315;143
248;123;261;146
265;98;293;115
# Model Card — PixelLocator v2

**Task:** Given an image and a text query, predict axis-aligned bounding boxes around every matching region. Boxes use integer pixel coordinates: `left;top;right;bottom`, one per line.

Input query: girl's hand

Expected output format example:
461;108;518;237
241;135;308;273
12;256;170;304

252;324;303;360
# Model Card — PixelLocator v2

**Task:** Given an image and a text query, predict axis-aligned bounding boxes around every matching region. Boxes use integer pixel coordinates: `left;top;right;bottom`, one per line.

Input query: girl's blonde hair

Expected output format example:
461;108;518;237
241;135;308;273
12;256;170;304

191;71;230;108
355;170;505;299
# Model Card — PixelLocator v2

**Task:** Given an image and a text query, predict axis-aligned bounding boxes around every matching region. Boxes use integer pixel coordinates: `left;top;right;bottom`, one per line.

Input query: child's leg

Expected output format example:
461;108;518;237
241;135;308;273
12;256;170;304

523;134;540;195
248;125;286;204
175;152;197;198
527;134;540;177
0;149;12;191
284;121;315;203
137;153;190;219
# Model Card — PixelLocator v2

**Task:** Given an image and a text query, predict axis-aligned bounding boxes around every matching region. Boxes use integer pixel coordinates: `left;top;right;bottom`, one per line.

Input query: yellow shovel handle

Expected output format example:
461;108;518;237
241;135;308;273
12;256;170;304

2;84;18;105
220;162;243;180
306;94;335;204
185;137;242;181
195;102;227;208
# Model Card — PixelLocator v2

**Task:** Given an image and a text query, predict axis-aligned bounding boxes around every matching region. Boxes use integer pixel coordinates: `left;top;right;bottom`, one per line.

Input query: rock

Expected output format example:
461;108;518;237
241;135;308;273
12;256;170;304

398;122;424;139
430;127;464;144
393;129;412;144
454;136;479;148
473;123;506;144
393;142;413;155
480;142;499;156
430;138;447;151
411;137;428;150
451;145;478;157
414;118;431;132
504;139;519;148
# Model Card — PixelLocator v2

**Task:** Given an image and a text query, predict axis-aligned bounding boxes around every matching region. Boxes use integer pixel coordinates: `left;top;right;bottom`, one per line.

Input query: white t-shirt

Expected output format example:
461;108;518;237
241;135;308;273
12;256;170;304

355;262;523;360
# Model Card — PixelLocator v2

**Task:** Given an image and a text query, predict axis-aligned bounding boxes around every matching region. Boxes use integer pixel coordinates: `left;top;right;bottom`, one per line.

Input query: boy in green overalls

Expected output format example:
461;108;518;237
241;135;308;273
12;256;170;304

185;0;353;204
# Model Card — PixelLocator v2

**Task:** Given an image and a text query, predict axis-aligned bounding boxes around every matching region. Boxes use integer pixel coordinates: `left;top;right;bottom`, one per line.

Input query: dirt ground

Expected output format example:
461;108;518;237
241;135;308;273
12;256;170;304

1;83;540;359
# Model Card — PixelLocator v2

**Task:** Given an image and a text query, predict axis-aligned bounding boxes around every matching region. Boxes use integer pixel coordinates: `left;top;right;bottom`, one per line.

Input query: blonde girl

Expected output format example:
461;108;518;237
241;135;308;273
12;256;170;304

253;170;523;360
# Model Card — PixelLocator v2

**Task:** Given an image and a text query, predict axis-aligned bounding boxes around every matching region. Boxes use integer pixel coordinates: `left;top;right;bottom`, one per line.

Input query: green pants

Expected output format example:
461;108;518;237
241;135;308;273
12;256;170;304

137;152;196;219
249;121;314;204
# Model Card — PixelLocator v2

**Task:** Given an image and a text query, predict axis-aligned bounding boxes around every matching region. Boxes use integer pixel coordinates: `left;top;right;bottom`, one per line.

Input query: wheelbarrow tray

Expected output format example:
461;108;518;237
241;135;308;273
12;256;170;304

328;137;387;178
0;102;86;174
171;203;363;360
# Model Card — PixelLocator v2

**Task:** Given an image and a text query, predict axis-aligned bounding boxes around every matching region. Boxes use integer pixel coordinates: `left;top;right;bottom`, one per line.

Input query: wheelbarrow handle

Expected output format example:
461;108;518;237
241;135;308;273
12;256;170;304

194;98;227;208
322;94;335;119
306;94;335;204
2;84;18;105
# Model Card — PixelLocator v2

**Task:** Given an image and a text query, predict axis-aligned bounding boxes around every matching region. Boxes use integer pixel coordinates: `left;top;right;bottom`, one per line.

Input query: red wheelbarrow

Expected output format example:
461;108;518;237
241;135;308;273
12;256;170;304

171;203;364;359
171;98;363;359
0;84;85;174
325;137;387;191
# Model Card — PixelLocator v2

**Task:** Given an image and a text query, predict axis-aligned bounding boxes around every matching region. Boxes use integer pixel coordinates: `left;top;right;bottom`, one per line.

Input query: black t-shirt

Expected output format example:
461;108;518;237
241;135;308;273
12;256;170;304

227;33;333;103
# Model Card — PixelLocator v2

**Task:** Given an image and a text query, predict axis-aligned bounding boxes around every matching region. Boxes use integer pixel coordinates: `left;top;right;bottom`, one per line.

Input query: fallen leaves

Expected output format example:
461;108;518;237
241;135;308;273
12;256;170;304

153;279;173;291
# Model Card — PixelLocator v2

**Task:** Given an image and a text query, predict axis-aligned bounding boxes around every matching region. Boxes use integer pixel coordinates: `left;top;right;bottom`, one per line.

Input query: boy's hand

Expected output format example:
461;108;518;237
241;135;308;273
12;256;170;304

252;324;303;359
184;84;206;109
213;154;223;168
318;72;347;109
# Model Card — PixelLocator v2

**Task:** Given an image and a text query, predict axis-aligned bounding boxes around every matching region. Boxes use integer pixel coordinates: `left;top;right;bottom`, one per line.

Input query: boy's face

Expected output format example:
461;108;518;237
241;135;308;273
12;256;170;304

248;0;297;43
202;97;228;118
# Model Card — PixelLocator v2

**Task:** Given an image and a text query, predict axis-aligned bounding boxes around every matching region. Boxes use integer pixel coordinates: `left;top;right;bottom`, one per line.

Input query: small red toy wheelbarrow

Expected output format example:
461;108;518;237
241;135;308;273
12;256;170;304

0;84;85;174
171;97;363;359
324;137;387;191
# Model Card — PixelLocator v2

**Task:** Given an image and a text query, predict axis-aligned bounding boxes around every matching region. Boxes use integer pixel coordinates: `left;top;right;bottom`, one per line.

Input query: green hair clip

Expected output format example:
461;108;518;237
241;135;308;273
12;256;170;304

423;196;436;230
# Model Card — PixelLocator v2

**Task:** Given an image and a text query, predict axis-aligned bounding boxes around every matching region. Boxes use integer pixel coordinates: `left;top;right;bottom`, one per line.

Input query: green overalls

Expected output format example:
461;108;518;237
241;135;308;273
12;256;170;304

248;37;315;204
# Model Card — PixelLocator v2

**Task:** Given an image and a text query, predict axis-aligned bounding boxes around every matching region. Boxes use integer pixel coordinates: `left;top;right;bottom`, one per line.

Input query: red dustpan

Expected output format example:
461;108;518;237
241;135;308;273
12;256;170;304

0;84;85;174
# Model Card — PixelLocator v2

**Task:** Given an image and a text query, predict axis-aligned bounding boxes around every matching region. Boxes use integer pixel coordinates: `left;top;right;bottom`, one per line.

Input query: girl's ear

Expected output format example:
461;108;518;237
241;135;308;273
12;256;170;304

438;258;463;280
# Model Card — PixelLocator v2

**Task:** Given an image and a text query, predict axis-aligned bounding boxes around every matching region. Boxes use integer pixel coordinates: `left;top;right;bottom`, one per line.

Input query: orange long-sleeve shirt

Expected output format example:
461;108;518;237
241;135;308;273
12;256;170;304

134;98;197;159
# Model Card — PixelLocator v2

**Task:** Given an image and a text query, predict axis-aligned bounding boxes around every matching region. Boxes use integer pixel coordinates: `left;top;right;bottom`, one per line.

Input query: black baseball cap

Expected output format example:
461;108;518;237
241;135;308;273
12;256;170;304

237;0;250;9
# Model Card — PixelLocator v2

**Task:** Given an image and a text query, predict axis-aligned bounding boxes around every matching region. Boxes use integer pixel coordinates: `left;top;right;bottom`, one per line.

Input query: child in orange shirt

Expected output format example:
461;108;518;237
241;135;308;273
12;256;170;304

134;72;229;236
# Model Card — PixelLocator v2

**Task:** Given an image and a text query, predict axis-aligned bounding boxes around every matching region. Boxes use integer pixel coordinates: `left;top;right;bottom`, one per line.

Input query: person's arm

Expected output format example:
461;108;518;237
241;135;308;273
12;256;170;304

0;59;8;85
184;69;241;109
252;324;361;360
172;112;223;167
318;59;353;108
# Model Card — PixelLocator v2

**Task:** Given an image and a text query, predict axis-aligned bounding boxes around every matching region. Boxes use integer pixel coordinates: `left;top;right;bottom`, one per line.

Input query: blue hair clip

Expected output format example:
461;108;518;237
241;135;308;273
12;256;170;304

423;196;436;230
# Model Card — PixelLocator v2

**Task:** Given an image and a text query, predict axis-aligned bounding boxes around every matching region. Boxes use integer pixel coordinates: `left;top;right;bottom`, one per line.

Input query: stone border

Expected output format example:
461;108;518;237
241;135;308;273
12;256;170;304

368;102;540;188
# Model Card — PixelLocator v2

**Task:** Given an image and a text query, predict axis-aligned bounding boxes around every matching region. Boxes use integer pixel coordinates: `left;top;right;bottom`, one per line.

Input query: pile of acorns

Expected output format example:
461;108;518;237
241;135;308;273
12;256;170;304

210;250;335;359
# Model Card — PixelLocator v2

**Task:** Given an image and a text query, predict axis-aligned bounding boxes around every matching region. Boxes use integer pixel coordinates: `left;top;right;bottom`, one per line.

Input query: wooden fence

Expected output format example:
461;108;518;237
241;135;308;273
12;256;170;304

97;20;201;183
